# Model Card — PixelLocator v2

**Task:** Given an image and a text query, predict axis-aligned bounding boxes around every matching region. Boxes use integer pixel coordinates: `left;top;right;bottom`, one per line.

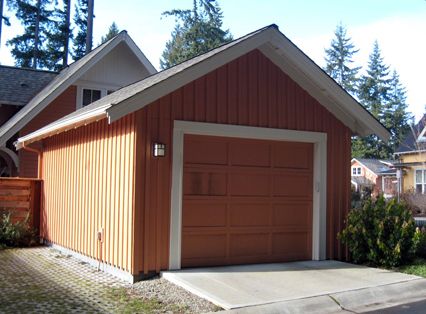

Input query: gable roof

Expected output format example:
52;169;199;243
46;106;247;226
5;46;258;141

0;31;156;147
395;114;426;155
351;158;396;175
16;24;391;149
0;66;57;107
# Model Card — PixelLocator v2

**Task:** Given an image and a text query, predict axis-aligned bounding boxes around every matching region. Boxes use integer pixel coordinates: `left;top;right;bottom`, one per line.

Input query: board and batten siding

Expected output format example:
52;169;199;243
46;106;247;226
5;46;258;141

20;86;77;178
133;49;351;275
41;114;137;273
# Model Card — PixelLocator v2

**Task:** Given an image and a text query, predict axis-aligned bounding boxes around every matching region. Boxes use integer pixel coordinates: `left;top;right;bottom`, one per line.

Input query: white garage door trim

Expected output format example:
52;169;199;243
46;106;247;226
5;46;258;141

169;120;327;270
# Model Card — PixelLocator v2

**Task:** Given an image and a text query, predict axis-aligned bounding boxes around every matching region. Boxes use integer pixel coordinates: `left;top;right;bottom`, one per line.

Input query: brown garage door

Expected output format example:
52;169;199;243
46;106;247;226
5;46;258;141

182;134;313;268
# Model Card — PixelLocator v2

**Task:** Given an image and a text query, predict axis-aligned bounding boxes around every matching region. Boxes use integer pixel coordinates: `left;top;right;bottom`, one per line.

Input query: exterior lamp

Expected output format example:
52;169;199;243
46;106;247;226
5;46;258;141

153;143;166;157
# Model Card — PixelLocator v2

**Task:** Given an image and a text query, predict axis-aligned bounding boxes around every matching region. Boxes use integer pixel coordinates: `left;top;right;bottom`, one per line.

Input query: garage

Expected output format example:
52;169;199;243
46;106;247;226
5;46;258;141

181;134;313;267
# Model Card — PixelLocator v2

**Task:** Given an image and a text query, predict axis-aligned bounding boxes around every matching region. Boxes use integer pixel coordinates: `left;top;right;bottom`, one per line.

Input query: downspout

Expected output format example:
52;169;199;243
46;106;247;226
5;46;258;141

21;142;42;179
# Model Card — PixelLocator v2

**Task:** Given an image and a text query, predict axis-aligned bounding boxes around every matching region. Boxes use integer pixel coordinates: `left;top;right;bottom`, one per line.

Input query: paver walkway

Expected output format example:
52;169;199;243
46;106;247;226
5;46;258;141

0;246;128;313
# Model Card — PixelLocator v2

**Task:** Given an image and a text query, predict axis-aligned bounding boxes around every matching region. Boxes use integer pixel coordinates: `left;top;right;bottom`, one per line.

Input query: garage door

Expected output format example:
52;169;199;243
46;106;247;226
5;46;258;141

181;135;313;268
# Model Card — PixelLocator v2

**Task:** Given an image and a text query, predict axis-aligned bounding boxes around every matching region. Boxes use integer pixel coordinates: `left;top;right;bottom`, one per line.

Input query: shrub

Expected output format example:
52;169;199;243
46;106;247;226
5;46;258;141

339;195;417;267
401;191;426;217
0;212;37;248
413;227;426;258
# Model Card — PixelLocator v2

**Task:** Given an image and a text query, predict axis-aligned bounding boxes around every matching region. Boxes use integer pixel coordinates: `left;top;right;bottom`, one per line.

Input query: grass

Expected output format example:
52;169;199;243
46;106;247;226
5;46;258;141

107;287;165;314
396;258;426;277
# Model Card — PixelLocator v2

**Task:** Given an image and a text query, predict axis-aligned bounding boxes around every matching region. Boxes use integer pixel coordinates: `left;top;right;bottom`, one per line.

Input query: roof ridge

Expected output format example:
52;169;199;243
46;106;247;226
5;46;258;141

0;65;58;74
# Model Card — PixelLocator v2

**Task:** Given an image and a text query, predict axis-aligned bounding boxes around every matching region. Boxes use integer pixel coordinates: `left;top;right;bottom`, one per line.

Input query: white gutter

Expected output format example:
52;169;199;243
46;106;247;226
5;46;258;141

15;104;110;150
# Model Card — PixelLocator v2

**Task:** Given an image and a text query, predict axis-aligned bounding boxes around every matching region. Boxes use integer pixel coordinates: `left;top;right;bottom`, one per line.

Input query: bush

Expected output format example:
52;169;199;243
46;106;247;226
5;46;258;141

401;191;426;217
413;227;426;258
0;212;37;248
339;195;417;267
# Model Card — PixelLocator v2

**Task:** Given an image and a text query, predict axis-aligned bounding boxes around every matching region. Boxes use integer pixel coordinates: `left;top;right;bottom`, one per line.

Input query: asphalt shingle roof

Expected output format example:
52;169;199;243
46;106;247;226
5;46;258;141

356;158;395;175
395;114;426;154
0;66;57;106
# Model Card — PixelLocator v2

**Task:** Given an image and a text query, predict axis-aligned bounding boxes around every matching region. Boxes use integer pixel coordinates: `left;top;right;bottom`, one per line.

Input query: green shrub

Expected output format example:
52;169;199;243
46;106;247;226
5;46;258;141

0;212;37;248
339;195;417;267
413;227;426;258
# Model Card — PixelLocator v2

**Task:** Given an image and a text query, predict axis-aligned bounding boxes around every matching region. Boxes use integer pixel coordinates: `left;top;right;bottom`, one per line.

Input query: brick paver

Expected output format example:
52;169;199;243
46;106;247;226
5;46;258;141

0;247;129;313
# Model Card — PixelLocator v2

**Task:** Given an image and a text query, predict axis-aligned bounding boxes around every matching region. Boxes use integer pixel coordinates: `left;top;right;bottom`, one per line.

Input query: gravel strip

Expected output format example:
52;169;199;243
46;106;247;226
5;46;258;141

131;276;221;313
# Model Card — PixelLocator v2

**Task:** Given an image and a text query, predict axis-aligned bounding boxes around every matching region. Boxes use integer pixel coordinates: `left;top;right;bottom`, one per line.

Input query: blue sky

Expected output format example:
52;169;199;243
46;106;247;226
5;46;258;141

1;0;425;120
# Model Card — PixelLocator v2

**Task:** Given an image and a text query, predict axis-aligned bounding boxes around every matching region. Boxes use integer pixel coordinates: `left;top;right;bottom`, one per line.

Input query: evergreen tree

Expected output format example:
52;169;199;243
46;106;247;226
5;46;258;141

160;0;232;69
7;0;53;68
1;0;12;47
324;23;361;95
386;70;411;151
100;21;119;44
45;0;71;71
72;0;88;60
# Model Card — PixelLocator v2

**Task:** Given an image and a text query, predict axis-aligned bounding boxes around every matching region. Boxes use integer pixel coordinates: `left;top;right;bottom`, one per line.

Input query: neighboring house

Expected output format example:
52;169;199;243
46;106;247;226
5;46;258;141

15;25;390;282
394;114;426;194
351;158;397;198
0;31;156;178
0;66;57;176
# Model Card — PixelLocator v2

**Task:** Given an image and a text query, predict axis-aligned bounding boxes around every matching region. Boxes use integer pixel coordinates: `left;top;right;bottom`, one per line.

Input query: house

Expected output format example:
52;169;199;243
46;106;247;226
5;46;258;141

15;25;390;282
0;66;57;176
394;114;426;194
0;31;156;178
350;158;397;198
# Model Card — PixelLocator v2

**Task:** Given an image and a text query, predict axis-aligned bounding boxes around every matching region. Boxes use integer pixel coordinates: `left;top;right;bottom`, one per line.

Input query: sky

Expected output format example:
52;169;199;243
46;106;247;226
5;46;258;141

1;0;425;121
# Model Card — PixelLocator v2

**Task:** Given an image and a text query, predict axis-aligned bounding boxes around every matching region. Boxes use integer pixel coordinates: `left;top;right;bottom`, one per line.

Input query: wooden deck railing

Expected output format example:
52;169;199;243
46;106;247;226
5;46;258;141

0;178;41;230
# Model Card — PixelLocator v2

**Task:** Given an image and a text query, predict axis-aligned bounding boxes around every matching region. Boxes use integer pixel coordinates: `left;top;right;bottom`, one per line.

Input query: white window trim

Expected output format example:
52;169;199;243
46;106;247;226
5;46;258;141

169;120;328;270
352;166;362;176
76;83;119;109
414;168;426;194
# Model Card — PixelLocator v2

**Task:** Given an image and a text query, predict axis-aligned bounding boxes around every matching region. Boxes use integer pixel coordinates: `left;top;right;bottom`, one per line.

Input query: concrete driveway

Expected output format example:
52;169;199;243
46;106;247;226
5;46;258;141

162;260;426;311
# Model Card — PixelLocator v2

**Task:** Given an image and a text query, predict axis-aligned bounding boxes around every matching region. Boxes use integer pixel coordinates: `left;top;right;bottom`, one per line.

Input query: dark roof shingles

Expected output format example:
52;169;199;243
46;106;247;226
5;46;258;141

0;66;57;106
395;114;426;153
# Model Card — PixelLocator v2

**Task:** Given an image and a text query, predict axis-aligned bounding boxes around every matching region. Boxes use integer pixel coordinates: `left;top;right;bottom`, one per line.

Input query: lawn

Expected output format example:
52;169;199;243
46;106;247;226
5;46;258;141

396;258;426;278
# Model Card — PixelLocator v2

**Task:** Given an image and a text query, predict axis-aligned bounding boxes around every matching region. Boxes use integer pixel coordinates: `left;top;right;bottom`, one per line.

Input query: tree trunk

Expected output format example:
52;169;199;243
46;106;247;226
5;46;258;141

33;0;41;68
86;0;94;54
63;0;71;67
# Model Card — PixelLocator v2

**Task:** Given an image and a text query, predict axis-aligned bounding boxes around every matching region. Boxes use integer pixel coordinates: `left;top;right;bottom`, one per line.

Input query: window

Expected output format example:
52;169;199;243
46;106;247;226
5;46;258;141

415;169;426;194
82;89;102;107
352;167;362;176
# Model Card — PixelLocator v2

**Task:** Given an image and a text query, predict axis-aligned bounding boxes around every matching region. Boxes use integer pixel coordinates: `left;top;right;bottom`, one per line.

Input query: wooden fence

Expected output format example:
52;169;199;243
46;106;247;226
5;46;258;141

0;178;41;230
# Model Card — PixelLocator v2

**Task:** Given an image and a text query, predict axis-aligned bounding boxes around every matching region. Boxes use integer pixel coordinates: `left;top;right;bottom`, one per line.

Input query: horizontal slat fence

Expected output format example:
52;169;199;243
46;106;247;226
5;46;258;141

0;178;41;230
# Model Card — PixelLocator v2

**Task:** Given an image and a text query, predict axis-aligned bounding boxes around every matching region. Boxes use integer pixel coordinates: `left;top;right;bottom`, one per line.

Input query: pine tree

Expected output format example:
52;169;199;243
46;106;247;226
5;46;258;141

386;70;411;151
72;0;88;60
160;0;232;69
1;0;12;47
324;23;361;95
45;0;71;71
100;21;119;44
7;0;53;69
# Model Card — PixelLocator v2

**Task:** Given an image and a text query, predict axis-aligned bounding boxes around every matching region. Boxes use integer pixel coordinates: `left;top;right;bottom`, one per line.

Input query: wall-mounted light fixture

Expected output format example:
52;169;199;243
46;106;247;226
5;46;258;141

153;143;166;157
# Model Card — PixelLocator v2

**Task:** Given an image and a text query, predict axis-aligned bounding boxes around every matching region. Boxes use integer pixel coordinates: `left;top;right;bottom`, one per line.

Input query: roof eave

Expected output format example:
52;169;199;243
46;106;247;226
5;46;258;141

15;105;110;149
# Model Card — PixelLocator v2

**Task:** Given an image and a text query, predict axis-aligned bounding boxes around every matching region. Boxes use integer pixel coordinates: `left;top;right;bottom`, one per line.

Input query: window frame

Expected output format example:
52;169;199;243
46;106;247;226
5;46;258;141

415;168;426;194
76;84;117;109
352;166;362;176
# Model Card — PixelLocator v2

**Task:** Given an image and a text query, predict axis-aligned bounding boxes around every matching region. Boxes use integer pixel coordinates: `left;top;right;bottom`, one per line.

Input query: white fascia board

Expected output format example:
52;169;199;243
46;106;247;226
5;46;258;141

0;35;124;147
394;149;426;156
15;105;110;149
417;126;426;142
123;34;157;74
106;28;275;123
268;32;390;142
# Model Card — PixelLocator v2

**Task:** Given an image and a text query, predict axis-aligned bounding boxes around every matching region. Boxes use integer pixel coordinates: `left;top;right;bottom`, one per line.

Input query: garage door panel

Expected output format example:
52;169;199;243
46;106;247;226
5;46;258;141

273;142;313;170
182;234;227;259
182;135;313;267
273;174;312;198
229;141;270;167
229;233;269;257
183;171;227;196
272;202;312;227
183;202;227;227
184;137;228;165
229;203;270;226
272;232;311;258
229;173;270;196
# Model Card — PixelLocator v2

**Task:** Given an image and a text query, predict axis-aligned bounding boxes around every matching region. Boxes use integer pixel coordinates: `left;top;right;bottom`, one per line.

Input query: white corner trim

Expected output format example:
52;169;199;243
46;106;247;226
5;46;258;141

168;121;327;270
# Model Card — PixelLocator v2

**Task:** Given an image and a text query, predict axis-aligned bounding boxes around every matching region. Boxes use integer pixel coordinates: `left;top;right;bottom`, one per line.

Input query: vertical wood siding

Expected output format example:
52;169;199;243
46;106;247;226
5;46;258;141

19;86;77;178
41;114;136;273
133;49;351;274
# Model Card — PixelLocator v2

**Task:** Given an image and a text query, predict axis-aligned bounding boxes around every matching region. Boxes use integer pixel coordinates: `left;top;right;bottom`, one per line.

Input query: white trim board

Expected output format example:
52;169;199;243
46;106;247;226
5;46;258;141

169;121;327;270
